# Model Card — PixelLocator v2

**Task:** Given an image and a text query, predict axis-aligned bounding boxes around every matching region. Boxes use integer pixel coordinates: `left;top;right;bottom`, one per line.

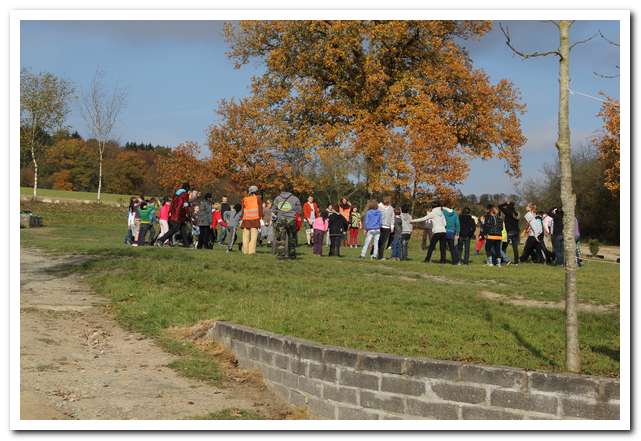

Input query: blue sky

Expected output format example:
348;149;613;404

20;20;620;195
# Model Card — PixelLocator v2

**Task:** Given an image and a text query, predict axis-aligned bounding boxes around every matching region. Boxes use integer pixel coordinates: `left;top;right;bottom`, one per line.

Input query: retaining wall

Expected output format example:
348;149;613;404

210;321;620;420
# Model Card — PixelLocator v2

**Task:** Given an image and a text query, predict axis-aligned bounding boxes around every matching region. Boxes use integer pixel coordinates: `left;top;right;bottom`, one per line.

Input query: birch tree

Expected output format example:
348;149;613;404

500;21;597;373
20;69;74;199
81;68;127;202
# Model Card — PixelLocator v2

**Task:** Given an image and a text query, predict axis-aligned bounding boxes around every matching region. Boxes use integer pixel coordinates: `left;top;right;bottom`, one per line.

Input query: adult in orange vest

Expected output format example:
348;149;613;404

241;185;263;255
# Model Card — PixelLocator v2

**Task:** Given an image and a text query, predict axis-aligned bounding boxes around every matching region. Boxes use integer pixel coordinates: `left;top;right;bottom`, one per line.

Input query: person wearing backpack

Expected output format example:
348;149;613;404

457;207;476;265
155;183;191;247
272;187;302;259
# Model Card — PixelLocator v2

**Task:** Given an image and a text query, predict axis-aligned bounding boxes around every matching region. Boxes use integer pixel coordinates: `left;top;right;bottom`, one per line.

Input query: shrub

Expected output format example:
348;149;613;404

589;239;600;257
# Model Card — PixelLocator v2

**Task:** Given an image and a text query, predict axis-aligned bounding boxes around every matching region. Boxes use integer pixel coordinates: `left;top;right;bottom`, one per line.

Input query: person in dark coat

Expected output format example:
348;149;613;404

327;208;349;257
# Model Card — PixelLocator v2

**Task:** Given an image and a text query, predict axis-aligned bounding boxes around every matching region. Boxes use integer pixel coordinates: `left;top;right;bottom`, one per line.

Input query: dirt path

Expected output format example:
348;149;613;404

477;290;618;314
20;249;290;420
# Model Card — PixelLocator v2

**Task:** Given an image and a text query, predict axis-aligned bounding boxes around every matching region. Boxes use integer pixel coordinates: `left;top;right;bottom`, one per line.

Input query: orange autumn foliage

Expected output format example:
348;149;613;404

217;20;526;196
594;97;620;194
156;141;210;193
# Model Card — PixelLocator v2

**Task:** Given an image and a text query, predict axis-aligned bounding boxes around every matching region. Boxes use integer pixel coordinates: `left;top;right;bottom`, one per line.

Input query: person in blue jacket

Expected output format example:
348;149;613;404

360;199;382;259
442;205;460;265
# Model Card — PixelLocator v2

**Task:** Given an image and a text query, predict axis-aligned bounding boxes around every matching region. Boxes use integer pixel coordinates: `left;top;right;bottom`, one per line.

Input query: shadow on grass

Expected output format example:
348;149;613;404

590;345;620;362
483;306;559;368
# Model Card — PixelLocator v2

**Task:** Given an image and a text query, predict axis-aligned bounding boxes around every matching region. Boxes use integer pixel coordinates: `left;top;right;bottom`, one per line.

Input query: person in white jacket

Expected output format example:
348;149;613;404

411;204;447;263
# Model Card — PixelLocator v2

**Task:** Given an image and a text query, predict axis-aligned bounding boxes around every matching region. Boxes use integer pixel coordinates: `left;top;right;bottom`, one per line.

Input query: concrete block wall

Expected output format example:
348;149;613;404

210;321;620;420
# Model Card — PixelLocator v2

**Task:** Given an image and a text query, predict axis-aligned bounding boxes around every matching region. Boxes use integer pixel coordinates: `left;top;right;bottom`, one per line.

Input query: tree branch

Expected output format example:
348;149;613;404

599;30;620;47
499;23;561;59
569;32;598;51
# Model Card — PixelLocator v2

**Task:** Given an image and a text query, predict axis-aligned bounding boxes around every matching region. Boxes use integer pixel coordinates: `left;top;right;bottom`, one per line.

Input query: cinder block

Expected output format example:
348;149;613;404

360;390;405;414
309;362;337;383
431;382;487;404
268;336;285;353
308;397;337;419
298;376;323;397
461;406;524;420
291;358;308;375
299;343;324;362
460;364;527;390
264;366;284;384
381;376;426;396
405;398;459;419
323;384;358;405
274;353;290;370
490;389;558;416
259;348;274;364
405;358;460;381
247;345;260;360
282;370;300;389
282;339;299;357
323;347;359;368
358;353;404;374
290;389;307;406
337;406;379;420
338;369;379;391
600;380;620;401
254;332;270;348
528;372;600;398
561;398;620;420
230;340;248;359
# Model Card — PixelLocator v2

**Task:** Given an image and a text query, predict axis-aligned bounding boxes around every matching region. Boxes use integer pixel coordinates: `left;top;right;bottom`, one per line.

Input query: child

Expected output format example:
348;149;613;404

360;200;382;259
348;206;361;248
457;207;476;265
224;203;242;252
399;205;413;261
191;205;201;248
135;201;156;247
125;197;137;245
312;210;329;256
390;207;403;260
211;202;225;245
328;207;349;256
483;206;504;267
158;197;171;245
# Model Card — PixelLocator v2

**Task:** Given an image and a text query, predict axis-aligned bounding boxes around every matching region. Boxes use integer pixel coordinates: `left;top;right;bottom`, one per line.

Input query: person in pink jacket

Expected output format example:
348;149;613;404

158;197;171;244
312;210;329;256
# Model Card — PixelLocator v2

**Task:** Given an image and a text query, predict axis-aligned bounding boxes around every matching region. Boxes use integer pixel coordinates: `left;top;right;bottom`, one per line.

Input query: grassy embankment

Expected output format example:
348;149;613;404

20;199;620;377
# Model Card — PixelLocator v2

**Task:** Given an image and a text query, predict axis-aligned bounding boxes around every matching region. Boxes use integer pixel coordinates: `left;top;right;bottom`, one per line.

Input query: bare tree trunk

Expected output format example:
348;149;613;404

557;20;580;373
31;145;38;201
97;142;103;202
29;124;38;200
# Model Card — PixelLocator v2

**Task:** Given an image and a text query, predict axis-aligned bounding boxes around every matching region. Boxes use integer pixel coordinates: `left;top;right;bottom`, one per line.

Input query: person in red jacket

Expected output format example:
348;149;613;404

155;182;191;247
302;195;320;246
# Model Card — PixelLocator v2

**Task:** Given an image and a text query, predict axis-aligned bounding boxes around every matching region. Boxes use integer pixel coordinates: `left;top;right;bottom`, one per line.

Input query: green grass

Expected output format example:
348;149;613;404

21;200;620;377
21;186;137;205
186;408;265;420
167;356;221;384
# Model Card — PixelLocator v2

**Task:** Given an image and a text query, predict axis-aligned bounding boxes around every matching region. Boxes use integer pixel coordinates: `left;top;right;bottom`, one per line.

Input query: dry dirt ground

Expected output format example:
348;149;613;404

20;249;296;420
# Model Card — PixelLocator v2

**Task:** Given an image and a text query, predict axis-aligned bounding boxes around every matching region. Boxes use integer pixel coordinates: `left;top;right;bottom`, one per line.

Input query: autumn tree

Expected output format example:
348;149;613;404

42;137;97;191
208;98;295;195
20;69;74;199
220;20;526;199
81;68;127;202
156;141;210;194
500;20;598;373
594;97;620;194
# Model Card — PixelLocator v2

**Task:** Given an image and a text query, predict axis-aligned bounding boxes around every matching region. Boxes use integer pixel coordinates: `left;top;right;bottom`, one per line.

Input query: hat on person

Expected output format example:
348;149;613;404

248;185;258;194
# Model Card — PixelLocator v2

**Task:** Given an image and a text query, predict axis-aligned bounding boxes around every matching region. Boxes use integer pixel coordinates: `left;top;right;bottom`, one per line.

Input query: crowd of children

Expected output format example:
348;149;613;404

125;182;581;267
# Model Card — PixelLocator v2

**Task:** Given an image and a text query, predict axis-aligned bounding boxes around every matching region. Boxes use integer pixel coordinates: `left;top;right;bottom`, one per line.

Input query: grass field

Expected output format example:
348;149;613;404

21;187;135;205
20;200;620;377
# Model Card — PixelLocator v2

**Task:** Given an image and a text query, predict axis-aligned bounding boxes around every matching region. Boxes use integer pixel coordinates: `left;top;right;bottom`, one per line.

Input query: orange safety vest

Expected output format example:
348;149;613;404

242;194;260;221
